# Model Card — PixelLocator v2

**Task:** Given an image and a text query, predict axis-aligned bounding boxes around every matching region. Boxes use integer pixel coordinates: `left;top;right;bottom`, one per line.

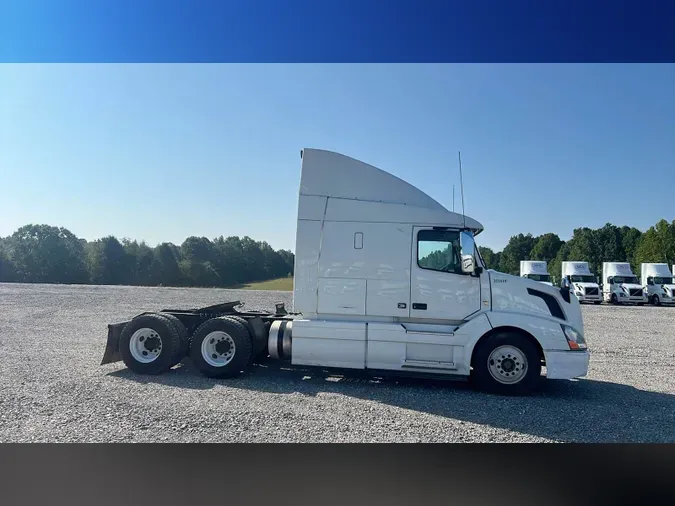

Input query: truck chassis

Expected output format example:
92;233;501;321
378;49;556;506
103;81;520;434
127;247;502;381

101;301;298;378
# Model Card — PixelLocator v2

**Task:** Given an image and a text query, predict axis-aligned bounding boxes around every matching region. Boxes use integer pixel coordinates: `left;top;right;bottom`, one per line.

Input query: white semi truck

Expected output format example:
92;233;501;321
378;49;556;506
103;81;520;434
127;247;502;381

641;263;675;306
602;262;646;305
520;261;553;286
561;261;602;304
101;148;589;395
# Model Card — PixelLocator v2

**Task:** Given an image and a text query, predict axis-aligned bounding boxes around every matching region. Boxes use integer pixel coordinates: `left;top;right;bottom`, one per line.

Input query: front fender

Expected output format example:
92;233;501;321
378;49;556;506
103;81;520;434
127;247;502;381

484;311;570;352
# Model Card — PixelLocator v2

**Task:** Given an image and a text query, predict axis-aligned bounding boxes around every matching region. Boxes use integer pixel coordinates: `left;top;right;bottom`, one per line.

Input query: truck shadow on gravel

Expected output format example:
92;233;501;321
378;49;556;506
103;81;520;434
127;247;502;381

109;362;675;443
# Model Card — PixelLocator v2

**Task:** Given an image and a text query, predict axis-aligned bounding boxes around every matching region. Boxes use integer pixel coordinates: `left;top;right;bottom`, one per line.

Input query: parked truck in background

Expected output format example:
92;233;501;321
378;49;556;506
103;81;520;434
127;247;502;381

100;148;589;396
561;261;602;304
520;261;553;286
641;263;675;306
602;262;647;305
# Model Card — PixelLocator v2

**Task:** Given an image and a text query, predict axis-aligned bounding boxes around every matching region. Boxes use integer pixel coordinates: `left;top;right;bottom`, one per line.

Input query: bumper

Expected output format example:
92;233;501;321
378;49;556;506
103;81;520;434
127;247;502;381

620;297;647;304
545;350;589;380
577;295;601;302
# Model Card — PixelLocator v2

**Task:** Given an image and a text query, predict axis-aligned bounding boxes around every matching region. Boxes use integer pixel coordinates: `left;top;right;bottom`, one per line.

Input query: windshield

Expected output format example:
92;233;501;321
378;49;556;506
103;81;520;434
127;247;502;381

570;275;596;283
653;277;674;285
613;276;639;284
525;274;551;282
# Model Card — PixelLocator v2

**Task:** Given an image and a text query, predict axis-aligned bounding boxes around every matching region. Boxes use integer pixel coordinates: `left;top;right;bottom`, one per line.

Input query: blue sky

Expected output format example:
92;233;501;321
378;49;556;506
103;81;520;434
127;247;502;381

1;64;673;252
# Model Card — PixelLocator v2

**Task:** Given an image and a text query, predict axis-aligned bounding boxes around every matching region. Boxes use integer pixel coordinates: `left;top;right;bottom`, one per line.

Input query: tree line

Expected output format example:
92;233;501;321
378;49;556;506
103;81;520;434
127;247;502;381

478;219;675;283
0;224;294;287
1;219;673;288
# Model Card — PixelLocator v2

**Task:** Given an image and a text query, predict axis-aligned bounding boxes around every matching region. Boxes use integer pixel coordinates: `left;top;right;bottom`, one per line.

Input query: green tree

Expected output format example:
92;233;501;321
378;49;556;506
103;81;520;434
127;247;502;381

151;243;182;286
0;248;16;282
8;224;88;283
122;239;155;286
531;233;563;263
86;236;131;285
478;246;500;269
633;219;675;267
619;226;643;271
498;233;536;275
547;242;570;284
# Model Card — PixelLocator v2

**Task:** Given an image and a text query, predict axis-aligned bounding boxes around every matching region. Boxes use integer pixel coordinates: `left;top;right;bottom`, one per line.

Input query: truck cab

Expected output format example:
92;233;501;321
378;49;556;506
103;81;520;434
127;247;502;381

641;263;675;306
290;149;589;394
561;261;601;304
519;261;553;286
602;262;646;305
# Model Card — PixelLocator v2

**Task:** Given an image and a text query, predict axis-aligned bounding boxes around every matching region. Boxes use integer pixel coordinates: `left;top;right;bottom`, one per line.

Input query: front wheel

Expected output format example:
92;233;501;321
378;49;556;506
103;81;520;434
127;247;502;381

471;332;542;396
610;293;618;305
189;317;253;378
650;295;660;306
593;301;602;305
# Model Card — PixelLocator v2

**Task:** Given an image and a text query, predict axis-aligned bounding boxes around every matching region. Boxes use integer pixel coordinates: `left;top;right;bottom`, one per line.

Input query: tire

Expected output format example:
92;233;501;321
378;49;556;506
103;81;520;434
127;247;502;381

610;293;618;305
226;315;269;360
157;313;190;367
593;301;602;305
119;313;182;375
189;317;253;378
471;332;542;396
651;295;660;306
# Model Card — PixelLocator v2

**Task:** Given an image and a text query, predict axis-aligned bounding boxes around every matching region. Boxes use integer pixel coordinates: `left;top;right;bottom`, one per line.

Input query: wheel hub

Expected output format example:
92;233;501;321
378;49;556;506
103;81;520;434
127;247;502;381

487;345;528;385
501;357;516;372
202;331;236;367
144;336;161;352
129;328;163;364
215;340;231;355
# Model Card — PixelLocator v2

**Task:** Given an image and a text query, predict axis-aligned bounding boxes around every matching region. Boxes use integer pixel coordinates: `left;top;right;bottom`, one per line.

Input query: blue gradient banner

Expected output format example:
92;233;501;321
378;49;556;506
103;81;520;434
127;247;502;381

1;0;673;62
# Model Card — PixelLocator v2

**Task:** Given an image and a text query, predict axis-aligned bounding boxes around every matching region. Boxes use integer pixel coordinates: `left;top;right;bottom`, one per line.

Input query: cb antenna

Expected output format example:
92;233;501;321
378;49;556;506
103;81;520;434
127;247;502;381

452;184;455;212
458;151;466;229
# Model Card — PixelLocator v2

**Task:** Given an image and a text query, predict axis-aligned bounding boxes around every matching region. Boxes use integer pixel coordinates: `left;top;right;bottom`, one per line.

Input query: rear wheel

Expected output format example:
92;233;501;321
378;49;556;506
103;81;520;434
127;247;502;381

471;332;541;396
189;317;253;378
158;313;190;367
119;313;182;375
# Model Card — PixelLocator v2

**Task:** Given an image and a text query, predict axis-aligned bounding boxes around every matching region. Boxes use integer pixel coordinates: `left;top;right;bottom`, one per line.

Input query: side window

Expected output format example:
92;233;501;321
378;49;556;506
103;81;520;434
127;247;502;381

417;229;461;273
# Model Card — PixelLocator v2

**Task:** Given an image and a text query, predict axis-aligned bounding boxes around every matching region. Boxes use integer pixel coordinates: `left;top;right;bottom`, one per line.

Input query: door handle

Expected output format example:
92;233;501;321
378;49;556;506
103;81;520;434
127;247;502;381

412;303;427;310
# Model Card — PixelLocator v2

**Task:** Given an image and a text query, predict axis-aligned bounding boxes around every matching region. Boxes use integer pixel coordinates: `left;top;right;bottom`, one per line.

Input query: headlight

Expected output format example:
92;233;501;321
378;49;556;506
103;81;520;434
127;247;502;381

561;324;587;351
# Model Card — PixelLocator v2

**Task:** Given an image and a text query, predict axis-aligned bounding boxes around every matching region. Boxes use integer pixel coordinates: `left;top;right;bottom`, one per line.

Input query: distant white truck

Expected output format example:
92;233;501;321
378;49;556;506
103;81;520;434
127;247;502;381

602;262;646;305
520;261;553;286
561;261;602;304
641;263;675;306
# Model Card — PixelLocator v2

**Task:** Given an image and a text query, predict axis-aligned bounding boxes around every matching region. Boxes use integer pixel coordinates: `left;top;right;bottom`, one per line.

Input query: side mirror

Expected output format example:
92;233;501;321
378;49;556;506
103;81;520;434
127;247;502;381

561;277;571;291
459;230;476;274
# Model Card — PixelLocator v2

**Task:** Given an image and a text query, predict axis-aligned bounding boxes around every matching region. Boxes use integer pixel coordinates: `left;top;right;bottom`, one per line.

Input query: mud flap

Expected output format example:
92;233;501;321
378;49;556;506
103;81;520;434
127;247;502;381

100;321;129;365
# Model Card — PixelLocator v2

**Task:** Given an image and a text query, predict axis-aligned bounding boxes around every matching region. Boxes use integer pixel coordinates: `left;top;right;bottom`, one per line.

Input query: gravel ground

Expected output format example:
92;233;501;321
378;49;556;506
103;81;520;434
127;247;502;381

1;282;674;443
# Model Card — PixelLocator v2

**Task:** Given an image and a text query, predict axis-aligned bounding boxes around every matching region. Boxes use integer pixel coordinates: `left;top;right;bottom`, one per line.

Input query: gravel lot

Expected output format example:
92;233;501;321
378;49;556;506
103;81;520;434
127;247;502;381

1;282;674;442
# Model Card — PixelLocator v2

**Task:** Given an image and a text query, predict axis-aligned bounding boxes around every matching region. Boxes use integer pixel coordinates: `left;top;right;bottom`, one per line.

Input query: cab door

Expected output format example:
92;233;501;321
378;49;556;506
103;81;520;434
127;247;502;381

410;226;482;321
